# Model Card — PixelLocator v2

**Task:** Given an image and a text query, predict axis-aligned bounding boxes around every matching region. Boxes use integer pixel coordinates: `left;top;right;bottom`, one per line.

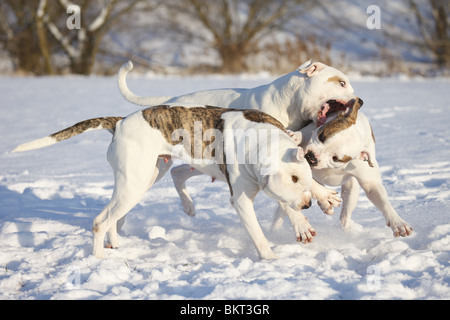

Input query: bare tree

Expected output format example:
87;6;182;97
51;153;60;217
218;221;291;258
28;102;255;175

409;0;450;67
36;0;54;74
164;0;314;73
0;0;150;75
0;1;53;74
38;0;147;75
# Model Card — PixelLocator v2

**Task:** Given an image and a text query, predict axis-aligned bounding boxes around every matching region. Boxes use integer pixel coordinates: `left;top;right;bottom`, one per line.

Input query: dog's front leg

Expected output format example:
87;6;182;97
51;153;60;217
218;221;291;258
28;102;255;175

359;180;413;237
272;201;317;243
350;161;413;237
231;188;277;260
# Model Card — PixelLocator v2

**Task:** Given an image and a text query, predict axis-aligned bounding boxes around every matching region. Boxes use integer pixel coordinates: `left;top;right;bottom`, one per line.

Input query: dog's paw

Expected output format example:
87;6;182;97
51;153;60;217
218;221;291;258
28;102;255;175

92;249;105;259
388;218;413;237
328;191;342;207
318;201;335;215
259;250;279;260
340;218;363;233
181;198;196;217
340;213;352;230
312;183;342;215
291;214;317;243
317;191;341;215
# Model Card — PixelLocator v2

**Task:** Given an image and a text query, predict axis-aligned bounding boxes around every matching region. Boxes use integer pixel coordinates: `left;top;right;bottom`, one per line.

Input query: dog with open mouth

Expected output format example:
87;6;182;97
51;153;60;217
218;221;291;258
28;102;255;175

277;98;413;238
317;99;357;127
117;60;356;241
13;105;314;259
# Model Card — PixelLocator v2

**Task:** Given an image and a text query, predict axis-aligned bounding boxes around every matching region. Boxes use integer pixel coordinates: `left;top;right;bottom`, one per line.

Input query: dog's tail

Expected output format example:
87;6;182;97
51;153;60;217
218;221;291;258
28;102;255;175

12;117;123;153
117;61;173;106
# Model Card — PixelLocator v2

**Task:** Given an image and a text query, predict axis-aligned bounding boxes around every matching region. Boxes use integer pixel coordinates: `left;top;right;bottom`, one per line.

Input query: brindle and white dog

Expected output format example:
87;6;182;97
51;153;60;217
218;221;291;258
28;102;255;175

118;60;356;240
13;105;313;259
275;98;413;238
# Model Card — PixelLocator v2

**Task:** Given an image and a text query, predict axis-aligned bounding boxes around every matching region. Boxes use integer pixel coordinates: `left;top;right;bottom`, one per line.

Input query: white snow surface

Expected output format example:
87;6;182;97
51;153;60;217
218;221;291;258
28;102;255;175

0;74;449;300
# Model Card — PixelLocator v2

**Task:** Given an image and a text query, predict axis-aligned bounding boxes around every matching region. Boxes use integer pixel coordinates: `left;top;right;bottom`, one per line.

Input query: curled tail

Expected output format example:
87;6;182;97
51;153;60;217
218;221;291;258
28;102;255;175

13;117;123;153
117;61;172;106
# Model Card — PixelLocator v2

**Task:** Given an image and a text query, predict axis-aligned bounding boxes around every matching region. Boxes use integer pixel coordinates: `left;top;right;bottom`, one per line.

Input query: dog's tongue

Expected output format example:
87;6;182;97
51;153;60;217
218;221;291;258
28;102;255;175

317;103;330;126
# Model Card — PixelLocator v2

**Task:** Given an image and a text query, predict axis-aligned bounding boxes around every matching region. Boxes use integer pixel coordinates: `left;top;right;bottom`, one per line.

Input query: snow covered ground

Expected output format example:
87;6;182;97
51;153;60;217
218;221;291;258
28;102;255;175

0;73;449;300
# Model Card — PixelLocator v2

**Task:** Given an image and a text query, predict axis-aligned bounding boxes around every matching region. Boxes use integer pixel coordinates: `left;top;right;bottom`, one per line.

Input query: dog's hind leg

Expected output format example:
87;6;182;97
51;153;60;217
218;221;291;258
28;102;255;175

340;177;360;230
170;164;204;216
93;197;142;257
94;167;159;257
93;137;161;258
115;157;173;233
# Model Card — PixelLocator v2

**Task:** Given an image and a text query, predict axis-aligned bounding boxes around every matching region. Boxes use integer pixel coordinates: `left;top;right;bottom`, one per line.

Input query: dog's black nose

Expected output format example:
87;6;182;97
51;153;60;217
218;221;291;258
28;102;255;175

302;200;312;210
305;150;318;167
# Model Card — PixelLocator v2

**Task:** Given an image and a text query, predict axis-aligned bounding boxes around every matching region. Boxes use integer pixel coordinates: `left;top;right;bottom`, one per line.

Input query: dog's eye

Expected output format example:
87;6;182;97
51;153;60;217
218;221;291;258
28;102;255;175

339;81;346;87
291;175;299;183
332;155;339;162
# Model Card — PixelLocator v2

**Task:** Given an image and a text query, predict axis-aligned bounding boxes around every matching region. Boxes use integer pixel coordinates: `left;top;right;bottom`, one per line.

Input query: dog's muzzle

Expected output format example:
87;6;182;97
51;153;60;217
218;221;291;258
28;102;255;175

305;150;318;167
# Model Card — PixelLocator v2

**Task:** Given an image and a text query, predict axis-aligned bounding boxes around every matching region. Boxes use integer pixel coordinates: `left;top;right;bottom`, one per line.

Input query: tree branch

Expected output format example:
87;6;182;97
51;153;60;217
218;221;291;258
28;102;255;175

36;0;54;74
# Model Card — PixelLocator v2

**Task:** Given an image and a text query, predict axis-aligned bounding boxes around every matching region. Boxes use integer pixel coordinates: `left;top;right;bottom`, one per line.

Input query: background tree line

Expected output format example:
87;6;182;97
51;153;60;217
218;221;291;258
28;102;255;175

0;0;448;76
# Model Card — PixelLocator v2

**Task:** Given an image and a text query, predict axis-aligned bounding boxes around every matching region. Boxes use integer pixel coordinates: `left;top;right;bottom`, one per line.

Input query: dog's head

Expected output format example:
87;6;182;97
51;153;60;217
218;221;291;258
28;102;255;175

297;60;357;128
259;146;313;211
303;98;374;169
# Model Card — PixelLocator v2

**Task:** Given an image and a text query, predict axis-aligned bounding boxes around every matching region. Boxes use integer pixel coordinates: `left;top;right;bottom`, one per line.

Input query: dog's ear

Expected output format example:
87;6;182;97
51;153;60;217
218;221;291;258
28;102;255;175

359;151;374;167
291;147;304;162
298;60;312;71
298;62;326;77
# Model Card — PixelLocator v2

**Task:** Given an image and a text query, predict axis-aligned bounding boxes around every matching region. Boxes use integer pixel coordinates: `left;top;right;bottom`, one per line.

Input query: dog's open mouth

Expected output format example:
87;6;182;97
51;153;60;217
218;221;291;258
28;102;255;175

317;99;353;127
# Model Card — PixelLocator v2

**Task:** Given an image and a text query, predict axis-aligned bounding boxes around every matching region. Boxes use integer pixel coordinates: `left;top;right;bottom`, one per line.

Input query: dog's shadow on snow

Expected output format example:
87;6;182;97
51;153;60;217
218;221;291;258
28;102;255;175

0;185;103;249
0;181;252;259
0;180;298;261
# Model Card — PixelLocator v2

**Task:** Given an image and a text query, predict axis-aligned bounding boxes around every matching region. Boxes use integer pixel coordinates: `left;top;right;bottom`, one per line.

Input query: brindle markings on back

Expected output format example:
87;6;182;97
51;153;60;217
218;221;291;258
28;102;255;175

141;105;289;195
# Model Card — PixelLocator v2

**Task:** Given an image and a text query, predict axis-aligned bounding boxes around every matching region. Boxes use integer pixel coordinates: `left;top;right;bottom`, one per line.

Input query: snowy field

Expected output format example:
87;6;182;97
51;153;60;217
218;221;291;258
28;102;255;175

0;73;449;300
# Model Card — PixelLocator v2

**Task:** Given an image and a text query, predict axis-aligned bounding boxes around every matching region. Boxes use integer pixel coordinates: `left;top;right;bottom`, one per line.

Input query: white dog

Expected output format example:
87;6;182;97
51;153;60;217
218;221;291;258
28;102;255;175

118;60;355;234
13;105;313;259
275;98;413;238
